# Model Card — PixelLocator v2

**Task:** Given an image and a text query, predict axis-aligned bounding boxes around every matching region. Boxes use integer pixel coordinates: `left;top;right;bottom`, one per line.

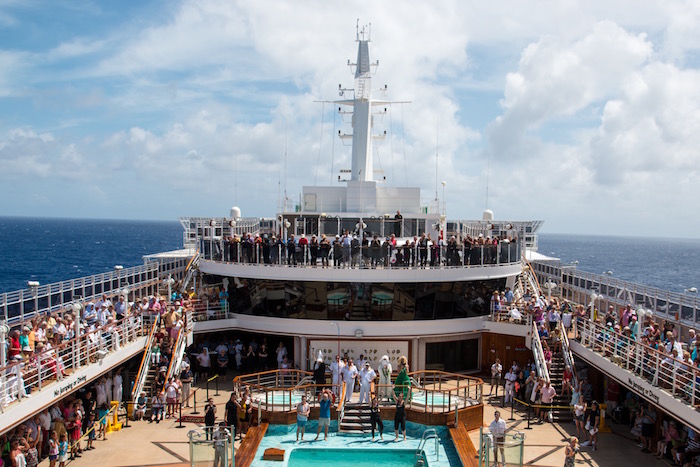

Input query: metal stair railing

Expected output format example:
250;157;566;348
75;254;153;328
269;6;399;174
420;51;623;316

558;320;579;389
531;320;550;382
414;428;439;464
181;251;200;292
292;375;315;392
130;315;160;400
161;308;192;390
337;383;347;432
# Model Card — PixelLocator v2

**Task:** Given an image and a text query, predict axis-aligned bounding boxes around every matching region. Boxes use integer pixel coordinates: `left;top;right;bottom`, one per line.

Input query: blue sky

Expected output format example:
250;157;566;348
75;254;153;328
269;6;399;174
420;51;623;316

1;1;700;237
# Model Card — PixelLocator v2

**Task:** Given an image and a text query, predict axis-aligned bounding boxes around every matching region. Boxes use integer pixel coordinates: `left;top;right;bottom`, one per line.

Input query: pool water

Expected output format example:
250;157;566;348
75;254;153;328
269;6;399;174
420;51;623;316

288;448;425;466
256;390;303;406
250;422;461;467
411;391;460;407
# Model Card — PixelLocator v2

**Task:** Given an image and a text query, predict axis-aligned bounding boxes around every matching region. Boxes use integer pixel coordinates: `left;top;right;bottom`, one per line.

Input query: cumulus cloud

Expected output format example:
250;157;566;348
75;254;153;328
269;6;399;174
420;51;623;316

0;1;699;235
488;21;653;158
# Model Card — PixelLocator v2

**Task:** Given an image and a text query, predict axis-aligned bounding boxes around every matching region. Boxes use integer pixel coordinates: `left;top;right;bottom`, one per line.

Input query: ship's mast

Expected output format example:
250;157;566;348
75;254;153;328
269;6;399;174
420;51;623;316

348;22;375;182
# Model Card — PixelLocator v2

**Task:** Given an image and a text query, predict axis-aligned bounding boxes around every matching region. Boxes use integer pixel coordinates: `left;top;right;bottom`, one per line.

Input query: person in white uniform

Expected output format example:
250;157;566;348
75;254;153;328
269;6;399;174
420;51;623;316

330;356;345;397
504;368;517;404
489;411;507;466
113;368;123;404
358;362;376;405
342;360;358;402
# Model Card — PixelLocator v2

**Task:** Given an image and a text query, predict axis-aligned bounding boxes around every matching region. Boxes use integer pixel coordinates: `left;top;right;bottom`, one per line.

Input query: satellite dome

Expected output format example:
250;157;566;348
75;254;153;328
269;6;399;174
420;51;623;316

230;206;241;219
482;209;494;221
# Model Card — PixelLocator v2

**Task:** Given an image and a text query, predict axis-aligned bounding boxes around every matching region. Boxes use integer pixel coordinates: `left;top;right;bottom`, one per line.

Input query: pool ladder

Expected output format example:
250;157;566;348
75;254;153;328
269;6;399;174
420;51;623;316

414;428;439;466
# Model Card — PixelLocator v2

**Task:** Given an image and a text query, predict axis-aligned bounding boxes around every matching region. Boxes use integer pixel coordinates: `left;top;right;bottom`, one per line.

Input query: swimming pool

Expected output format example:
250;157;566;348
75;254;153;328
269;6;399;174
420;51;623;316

411;391;462;407
287;448;426;466
250;422;461;466
255;390;303;407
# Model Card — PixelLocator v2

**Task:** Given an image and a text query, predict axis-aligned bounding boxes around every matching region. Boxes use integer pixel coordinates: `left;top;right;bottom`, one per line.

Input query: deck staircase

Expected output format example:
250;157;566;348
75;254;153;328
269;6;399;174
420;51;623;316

546;352;572;421
140;364;160;397
338;403;372;433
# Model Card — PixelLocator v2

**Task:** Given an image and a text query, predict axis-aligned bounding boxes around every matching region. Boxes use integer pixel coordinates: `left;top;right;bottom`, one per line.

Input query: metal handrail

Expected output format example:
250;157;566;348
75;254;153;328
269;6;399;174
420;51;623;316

578;319;699;406
532;260;700;327
232;369;482;415
181;251;200;291
337;382;347;431
130;315;160;400
0;314;149;409
415;428;440;463
0;255;193;330
558;320;579;389
203;241;522;269
531;320;550;383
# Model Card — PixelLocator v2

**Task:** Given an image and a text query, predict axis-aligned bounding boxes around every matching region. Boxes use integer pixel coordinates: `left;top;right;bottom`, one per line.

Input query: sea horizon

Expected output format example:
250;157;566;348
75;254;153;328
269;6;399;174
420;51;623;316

0;216;698;295
1;214;699;242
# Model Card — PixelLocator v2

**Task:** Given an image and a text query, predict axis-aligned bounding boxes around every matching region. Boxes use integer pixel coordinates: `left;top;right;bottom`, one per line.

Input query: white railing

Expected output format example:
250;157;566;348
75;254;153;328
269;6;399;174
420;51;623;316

0;257;190;327
130;316;160;400
532;260;700;326
558;320;578;389
181;251;200;291
190;301;230;322
530;320;550;382
578;319;699;406
0;315;149;409
164;309;193;383
0;263;159;326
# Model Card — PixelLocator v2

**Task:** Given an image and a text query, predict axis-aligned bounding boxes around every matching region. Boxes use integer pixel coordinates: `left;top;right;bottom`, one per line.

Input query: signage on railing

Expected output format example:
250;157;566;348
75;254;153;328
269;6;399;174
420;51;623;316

628;377;660;405
53;375;87;398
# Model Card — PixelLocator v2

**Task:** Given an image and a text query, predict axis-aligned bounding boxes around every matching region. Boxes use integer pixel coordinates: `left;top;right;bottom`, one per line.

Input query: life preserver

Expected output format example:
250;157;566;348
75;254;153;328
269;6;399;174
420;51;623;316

318;392;336;404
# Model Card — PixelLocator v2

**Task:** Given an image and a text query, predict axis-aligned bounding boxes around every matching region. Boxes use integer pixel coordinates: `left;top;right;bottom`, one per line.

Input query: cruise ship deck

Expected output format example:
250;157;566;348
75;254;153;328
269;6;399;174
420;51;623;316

33;376;669;467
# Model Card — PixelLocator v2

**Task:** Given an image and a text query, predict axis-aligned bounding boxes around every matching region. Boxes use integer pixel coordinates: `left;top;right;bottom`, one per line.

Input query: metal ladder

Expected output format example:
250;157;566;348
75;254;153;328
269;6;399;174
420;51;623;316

414;428;439;465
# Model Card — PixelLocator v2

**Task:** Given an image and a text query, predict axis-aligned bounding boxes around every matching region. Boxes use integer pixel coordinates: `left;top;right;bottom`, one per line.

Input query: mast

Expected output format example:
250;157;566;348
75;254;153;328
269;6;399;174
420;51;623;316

349;22;375;182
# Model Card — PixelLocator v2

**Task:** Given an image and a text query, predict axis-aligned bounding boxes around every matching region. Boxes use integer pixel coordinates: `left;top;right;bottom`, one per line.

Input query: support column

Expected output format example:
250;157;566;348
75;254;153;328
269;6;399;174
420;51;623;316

412;337;420;371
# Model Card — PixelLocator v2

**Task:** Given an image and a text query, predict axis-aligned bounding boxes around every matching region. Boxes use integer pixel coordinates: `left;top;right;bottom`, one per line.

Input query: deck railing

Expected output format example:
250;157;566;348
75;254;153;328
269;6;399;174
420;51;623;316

578;319;700;405
0;257;190;328
231;369;482;414
532;260;700;326
530;320;551;383
1;314;149;410
203;241;522;270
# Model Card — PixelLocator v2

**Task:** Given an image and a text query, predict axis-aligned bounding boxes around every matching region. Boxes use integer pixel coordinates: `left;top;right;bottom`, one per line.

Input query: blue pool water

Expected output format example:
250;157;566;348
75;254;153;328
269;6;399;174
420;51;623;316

411;391;457;406
257;391;303;406
288;448;424;466
250;422;461;467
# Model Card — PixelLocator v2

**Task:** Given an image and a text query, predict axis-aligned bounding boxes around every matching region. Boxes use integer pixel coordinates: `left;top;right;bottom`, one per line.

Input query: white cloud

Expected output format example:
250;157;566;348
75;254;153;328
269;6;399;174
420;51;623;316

489;21;653;159
0;1;700;236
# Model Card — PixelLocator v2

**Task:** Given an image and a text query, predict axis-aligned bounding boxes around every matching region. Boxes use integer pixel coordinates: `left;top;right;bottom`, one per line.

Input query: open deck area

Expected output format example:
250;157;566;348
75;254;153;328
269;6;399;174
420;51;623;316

34;377;670;467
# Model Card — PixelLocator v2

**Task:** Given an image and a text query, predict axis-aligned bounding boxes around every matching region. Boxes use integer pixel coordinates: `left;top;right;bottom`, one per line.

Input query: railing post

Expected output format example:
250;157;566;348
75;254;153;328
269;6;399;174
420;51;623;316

191;389;200;415
176;402;185;429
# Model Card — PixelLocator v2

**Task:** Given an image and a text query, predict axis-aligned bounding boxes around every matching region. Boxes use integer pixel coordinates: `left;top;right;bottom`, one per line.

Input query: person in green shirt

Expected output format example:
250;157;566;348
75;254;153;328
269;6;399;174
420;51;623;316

393;356;410;400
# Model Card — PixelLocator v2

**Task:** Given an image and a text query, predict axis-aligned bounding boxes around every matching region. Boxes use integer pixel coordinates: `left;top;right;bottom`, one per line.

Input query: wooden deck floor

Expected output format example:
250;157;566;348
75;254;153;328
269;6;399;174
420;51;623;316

449;422;479;467
234;422;269;467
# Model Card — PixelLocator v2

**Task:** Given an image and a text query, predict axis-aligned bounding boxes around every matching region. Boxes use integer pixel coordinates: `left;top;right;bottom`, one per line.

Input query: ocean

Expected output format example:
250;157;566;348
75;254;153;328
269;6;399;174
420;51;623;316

0;217;182;293
0;217;698;295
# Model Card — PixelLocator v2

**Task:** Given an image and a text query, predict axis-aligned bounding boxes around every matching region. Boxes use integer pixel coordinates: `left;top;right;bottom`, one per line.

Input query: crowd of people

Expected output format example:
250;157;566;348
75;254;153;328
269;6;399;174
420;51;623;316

213;229;520;269
1;291;195;407
489;288;700;466
0;369;126;467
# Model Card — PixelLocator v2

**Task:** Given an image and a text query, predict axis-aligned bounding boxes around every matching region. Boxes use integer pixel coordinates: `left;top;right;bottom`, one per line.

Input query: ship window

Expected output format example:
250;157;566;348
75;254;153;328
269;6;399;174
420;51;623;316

425;338;479;372
681;305;694;321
